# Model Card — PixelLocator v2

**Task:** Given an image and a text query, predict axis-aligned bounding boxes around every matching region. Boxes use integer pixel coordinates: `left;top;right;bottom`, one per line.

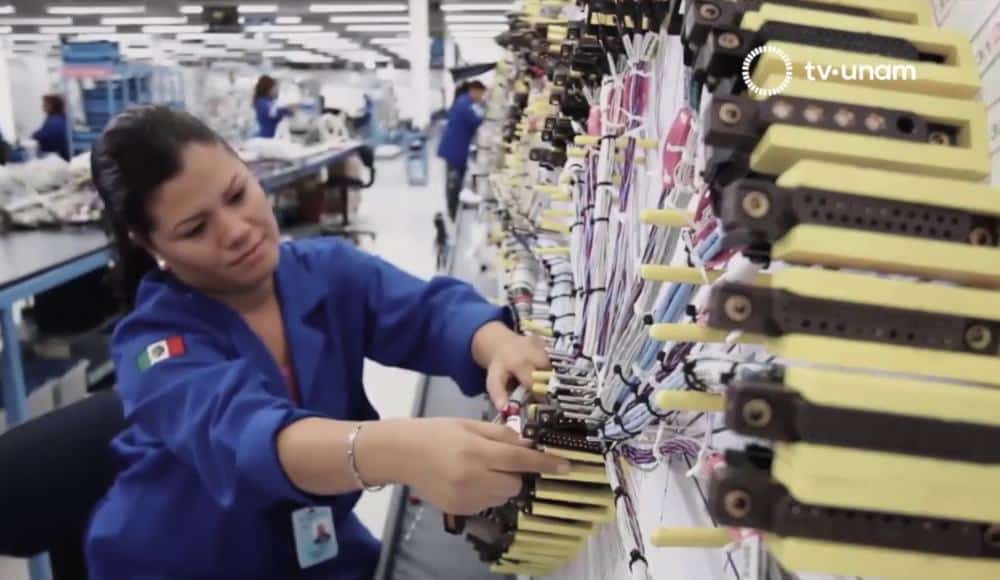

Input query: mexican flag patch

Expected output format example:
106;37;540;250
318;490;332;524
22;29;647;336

137;336;186;372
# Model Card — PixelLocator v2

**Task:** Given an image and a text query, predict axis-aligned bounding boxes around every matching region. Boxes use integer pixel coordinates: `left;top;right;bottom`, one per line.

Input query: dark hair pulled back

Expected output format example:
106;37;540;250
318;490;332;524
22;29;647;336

253;75;277;104
92;105;222;307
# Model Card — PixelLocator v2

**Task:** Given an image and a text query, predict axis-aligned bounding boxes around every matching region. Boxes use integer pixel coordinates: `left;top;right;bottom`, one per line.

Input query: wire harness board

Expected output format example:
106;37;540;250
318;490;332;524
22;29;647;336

447;1;1000;579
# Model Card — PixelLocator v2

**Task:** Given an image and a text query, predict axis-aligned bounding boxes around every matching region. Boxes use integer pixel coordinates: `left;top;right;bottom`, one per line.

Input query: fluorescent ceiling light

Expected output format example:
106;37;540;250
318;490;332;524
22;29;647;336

39;25;116;34
101;16;188;25
451;31;503;38
73;33;152;42
0;25;11;33
142;24;207;33
0;17;72;25
275;16;302;24
370;37;408;45
238;4;278;13
345;24;409;32
445;14;507;23
448;24;507;32
267;31;340;40
264;50;333;63
0;5;14;14
48;5;146;15
179;5;202;14
441;3;514;11
246;24;324;32
5;33;57;41
328;16;408;24
309;4;406;13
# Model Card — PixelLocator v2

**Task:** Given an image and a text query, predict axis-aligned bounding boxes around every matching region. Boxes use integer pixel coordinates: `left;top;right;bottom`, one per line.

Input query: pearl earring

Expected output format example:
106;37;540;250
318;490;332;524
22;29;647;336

156;258;167;270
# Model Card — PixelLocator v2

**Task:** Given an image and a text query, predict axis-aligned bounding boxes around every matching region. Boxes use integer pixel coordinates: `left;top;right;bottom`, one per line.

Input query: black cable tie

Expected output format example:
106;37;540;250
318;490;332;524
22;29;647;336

613;413;641;438
550;292;574;300
585;287;607;295
613;486;628;503
613;365;640;395
639;388;669;419
592;217;610;224
643;314;654;325
570;221;584;230
595;396;614;415
685;304;698;321
683;360;710;392
628;550;648;571
596;181;615;187
550;312;575;321
600;134;616;143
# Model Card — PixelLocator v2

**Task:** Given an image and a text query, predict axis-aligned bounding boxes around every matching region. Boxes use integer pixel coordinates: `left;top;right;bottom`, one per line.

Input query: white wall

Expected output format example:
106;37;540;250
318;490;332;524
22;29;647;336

7;55;55;142
0;42;16;143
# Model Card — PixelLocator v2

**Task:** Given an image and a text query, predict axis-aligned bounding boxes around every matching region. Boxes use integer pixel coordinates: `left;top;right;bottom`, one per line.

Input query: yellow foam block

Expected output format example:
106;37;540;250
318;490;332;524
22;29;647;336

746;68;990;181
534;480;614;508
510;530;582;550
640;265;773;286
531;500;614;523
541;461;609;484
768;534;1000;580
640;208;693;227
656;390;725;413
652;323;1000;387
540;446;606;465
768;160;1000;287
764;267;1000;321
773;442;1000;521
785;0;932;25
518;513;595;537
744;5;979;98
652;527;730;548
785;367;1000;427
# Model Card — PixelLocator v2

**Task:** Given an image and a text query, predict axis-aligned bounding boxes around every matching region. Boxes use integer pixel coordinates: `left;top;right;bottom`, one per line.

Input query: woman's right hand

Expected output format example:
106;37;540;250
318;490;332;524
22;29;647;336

399;418;571;515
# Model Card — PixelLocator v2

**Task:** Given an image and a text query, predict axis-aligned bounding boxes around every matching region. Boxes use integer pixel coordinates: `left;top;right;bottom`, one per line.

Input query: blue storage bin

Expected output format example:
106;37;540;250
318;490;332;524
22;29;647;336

62;41;120;64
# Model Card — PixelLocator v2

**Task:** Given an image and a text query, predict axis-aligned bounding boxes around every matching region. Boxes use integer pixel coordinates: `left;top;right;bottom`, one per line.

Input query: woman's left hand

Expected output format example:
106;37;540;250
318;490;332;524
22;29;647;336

472;322;551;411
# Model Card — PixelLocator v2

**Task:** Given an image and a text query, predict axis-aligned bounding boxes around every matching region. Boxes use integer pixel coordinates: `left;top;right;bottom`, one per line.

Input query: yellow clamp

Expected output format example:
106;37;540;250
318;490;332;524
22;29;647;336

542;210;574;219
522;319;555;337
656;391;725;413
640;209;693;228
649;323;762;345
538;218;571;234
652;528;730;548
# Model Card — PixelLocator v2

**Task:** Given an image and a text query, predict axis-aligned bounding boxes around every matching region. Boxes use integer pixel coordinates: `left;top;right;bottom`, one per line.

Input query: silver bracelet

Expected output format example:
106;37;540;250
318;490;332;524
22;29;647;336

347;423;386;492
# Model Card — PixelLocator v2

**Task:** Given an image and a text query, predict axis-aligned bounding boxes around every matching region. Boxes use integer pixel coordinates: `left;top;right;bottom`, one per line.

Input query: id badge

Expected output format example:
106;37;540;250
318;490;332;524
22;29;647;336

291;506;338;569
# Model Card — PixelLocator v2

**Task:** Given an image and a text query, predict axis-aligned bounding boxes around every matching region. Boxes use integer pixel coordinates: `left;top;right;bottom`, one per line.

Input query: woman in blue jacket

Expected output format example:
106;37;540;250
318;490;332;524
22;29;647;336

86;106;567;579
33;94;70;160
253;75;294;138
437;81;486;221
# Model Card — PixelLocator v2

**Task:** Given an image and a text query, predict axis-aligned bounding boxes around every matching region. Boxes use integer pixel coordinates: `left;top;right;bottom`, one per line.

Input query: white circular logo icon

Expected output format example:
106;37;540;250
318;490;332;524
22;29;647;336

742;45;793;97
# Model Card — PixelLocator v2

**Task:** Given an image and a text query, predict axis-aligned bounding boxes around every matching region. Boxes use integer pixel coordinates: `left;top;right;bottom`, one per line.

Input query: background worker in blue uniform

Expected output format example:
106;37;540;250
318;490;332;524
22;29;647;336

86;106;567;580
253;74;295;138
32;94;70;160
437;80;486;221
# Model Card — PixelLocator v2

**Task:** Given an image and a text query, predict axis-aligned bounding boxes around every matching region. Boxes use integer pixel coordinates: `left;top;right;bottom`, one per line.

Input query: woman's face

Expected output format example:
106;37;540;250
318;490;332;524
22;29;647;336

144;142;280;297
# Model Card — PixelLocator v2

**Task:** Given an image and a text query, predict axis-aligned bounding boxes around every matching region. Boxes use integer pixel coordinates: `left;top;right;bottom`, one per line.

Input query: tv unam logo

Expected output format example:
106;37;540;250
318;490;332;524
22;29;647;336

742;45;793;97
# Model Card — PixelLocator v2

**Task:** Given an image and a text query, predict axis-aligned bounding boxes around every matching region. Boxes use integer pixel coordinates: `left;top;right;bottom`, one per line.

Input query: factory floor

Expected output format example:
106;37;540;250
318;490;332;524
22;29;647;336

0;151;450;579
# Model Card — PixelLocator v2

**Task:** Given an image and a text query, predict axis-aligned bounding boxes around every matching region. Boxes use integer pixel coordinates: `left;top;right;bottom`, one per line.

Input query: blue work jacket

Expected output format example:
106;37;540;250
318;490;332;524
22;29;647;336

436;93;484;168
32;113;69;160
86;238;509;579
255;96;291;139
